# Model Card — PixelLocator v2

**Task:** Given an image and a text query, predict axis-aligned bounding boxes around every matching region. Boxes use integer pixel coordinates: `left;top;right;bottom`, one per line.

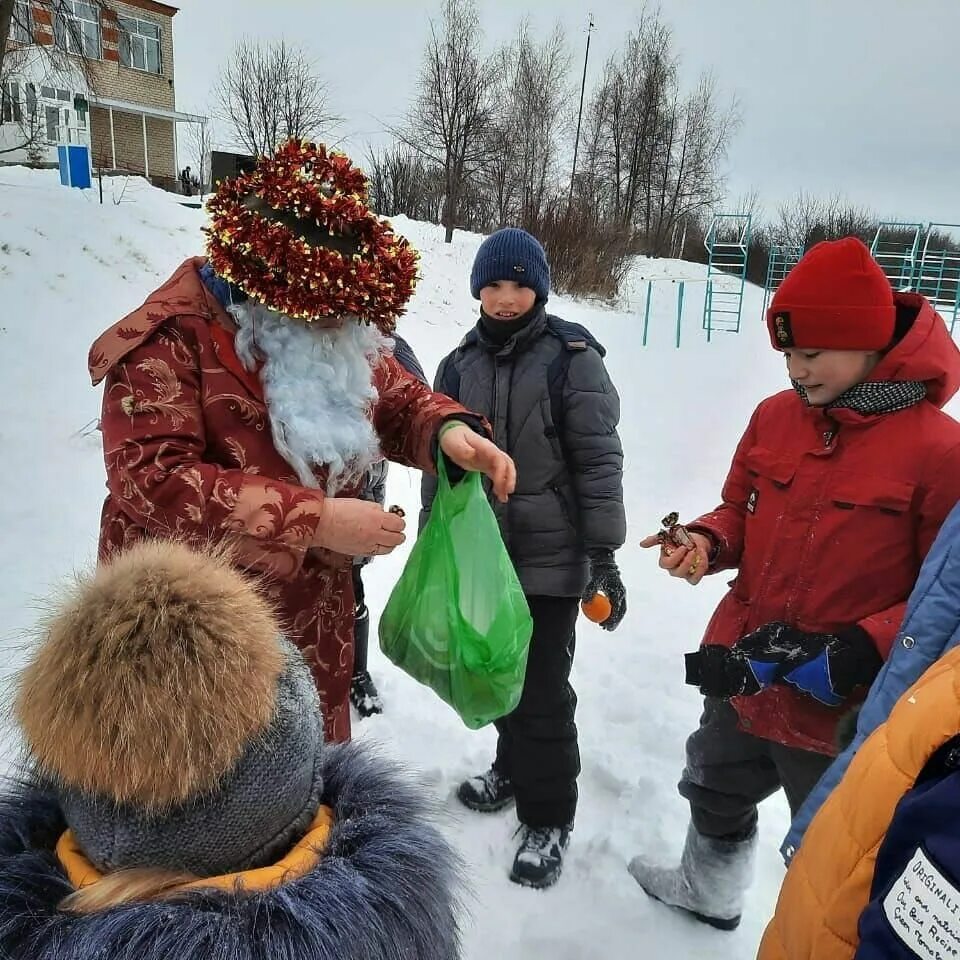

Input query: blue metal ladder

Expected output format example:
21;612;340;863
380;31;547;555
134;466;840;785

870;221;923;291
761;243;804;319
703;214;752;339
914;223;960;336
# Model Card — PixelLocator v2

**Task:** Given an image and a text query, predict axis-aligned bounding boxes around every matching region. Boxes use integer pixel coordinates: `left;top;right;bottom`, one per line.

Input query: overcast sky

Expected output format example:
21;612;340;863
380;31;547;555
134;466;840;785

171;0;960;228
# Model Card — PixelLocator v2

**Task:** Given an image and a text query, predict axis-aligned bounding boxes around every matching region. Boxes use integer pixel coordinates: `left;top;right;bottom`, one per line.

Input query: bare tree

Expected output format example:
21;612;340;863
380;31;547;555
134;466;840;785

647;72;739;254
398;0;493;242
2;0;104;84
580;12;676;232
186;117;212;195
485;20;571;230
0;0;13;61
214;39;336;157
775;191;874;248
366;141;444;223
1;0;105;156
577;13;737;255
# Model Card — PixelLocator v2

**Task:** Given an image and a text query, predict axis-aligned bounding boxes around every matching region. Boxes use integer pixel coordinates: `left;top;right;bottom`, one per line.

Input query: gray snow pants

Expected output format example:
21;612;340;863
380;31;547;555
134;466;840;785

678;698;833;840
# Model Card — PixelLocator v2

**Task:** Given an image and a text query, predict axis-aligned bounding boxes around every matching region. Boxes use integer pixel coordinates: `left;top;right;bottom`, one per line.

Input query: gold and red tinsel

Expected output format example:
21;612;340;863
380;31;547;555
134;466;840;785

204;140;419;332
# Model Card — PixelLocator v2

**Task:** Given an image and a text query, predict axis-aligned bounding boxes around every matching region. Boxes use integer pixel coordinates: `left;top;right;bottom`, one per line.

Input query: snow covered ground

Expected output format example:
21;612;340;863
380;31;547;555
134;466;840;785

2;168;954;957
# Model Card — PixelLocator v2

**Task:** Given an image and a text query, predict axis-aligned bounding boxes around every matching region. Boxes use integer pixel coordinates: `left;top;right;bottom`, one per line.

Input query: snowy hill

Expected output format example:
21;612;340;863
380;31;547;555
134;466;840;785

2;168;953;959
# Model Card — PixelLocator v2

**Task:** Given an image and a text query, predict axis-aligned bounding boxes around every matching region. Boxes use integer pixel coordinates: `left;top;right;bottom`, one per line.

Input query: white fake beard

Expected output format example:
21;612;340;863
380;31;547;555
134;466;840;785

229;301;388;494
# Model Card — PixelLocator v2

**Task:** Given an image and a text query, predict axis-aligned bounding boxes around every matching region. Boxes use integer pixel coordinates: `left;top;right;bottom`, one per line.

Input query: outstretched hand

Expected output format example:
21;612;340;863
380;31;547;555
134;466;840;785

640;530;713;585
439;424;517;502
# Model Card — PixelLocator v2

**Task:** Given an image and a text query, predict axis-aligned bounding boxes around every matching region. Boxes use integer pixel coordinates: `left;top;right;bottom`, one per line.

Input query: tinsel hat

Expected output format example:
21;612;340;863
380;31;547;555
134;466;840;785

204;139;419;333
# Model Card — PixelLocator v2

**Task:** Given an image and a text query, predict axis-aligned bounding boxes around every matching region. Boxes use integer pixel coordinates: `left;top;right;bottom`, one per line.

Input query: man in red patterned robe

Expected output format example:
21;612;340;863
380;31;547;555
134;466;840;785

87;141;514;741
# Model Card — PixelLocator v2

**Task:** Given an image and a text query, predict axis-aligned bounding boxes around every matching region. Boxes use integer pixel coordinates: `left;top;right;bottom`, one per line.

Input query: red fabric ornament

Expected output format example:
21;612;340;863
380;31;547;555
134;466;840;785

204;140;419;333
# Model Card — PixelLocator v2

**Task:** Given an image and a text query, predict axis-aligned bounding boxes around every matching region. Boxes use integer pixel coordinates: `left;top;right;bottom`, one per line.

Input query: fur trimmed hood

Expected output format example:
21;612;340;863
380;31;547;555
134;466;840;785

0;742;462;960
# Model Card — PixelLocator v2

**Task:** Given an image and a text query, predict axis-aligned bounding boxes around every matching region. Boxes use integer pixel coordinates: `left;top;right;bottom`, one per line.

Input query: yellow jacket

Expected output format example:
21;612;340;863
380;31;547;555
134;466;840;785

758;645;960;960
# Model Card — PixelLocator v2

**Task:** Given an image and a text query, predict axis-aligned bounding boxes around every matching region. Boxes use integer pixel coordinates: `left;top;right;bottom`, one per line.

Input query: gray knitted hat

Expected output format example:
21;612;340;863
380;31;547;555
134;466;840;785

15;541;325;877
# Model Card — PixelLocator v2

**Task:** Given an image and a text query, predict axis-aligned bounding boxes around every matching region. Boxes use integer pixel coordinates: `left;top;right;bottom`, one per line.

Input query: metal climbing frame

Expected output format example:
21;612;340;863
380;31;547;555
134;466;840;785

914;223;960;335
869;221;923;291
761;243;804;319
703;214;752;338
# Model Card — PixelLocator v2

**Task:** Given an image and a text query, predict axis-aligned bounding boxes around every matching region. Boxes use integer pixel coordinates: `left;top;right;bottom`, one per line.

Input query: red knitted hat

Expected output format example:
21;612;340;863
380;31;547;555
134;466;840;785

766;237;895;351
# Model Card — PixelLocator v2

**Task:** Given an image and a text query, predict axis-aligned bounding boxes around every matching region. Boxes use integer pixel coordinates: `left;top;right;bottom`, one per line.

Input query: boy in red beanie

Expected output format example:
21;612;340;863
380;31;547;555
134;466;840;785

628;237;960;930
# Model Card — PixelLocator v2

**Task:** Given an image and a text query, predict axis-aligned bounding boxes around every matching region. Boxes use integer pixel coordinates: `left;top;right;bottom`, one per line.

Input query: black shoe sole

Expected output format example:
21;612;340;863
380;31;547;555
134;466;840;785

645;891;740;931
509;865;562;890
692;911;740;931
457;792;516;813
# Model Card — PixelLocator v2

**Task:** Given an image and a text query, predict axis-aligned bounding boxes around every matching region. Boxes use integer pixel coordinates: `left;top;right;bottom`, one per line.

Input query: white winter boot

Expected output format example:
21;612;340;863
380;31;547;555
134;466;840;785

628;823;757;930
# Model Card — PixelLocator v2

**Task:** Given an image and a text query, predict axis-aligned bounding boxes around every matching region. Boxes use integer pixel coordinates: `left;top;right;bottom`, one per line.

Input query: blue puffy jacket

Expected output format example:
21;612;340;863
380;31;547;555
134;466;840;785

783;499;960;862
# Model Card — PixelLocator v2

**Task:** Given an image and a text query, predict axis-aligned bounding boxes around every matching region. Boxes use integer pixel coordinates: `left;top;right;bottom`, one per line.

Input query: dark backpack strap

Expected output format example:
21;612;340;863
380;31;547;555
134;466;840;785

437;329;478;400
391;333;428;385
544;316;604;433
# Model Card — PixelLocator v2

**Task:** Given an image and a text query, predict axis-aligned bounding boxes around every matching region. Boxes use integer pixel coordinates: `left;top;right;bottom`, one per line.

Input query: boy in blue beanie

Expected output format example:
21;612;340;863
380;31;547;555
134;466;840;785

421;227;627;888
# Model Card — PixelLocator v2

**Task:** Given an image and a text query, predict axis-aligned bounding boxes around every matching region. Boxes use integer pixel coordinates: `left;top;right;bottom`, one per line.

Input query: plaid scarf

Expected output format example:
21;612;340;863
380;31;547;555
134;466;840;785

792;379;927;415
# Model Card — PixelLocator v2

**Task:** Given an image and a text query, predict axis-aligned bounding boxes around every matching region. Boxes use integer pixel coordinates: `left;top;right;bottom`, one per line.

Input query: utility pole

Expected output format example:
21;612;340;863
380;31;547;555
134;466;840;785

567;12;594;212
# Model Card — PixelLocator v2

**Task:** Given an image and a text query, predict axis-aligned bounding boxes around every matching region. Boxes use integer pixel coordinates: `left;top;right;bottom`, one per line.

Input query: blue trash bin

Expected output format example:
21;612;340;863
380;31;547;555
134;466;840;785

58;144;92;190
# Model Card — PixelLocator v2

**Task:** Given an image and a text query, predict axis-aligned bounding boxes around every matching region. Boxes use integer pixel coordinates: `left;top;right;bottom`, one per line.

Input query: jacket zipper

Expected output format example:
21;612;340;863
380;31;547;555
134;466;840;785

551;483;578;532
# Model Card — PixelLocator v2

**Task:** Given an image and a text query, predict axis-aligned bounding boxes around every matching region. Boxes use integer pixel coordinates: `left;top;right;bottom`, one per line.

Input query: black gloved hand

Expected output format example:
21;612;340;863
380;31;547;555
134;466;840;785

684;621;882;705
684;644;769;698
583;550;626;632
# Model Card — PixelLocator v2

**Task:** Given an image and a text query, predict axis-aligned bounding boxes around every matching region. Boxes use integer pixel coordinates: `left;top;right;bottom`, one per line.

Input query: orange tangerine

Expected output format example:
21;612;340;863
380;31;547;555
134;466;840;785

581;592;612;623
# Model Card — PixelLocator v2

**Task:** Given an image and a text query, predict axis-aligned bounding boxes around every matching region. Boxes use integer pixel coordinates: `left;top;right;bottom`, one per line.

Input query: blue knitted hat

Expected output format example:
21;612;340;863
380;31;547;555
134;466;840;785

470;227;550;301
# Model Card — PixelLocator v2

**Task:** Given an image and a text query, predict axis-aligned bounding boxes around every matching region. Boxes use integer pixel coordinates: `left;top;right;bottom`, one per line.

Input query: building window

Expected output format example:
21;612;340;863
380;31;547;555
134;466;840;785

55;1;102;60
118;16;162;75
10;0;33;44
1;82;23;124
45;105;60;142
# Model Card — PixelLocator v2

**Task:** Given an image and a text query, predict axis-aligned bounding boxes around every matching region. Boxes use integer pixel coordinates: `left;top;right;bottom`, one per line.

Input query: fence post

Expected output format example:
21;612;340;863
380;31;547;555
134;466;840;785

642;280;653;346
676;281;685;348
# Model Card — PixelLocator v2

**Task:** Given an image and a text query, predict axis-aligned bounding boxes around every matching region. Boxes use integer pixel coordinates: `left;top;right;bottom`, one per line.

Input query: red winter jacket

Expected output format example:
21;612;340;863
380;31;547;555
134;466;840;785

691;294;960;754
89;258;473;743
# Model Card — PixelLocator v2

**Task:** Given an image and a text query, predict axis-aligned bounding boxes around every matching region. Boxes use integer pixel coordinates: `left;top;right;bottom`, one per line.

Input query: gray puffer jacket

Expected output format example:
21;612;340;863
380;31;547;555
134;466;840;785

421;306;625;597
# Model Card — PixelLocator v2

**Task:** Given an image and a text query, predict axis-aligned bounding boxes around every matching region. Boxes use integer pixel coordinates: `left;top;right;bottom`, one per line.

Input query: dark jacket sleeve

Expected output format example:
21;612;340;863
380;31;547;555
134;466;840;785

562;347;626;554
391;334;428;385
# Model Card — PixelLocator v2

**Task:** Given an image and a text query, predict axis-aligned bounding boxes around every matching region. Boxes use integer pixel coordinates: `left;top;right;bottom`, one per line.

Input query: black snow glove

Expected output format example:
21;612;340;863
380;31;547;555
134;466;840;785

583;549;626;632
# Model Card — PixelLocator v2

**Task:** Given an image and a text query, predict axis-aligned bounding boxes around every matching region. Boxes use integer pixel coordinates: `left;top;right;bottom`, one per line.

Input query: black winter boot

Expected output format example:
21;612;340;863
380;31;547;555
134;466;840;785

510;824;571;889
456;766;515;812
350;604;382;718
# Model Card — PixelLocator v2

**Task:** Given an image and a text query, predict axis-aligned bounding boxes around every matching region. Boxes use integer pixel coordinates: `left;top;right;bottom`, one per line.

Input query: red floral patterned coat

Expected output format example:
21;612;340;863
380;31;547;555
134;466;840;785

89;257;473;742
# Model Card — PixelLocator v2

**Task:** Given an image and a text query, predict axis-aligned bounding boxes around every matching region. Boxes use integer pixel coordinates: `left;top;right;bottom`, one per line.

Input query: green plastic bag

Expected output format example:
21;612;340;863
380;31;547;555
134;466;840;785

379;459;532;729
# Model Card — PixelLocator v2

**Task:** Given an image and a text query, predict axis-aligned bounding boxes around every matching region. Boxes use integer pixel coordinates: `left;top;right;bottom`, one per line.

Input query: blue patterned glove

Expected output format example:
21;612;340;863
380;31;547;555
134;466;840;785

780;627;882;706
685;622;881;704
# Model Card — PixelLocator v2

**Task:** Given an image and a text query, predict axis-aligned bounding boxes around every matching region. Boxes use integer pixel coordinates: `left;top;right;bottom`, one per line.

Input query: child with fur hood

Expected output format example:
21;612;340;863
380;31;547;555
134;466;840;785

0;540;461;960
629;237;960;931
